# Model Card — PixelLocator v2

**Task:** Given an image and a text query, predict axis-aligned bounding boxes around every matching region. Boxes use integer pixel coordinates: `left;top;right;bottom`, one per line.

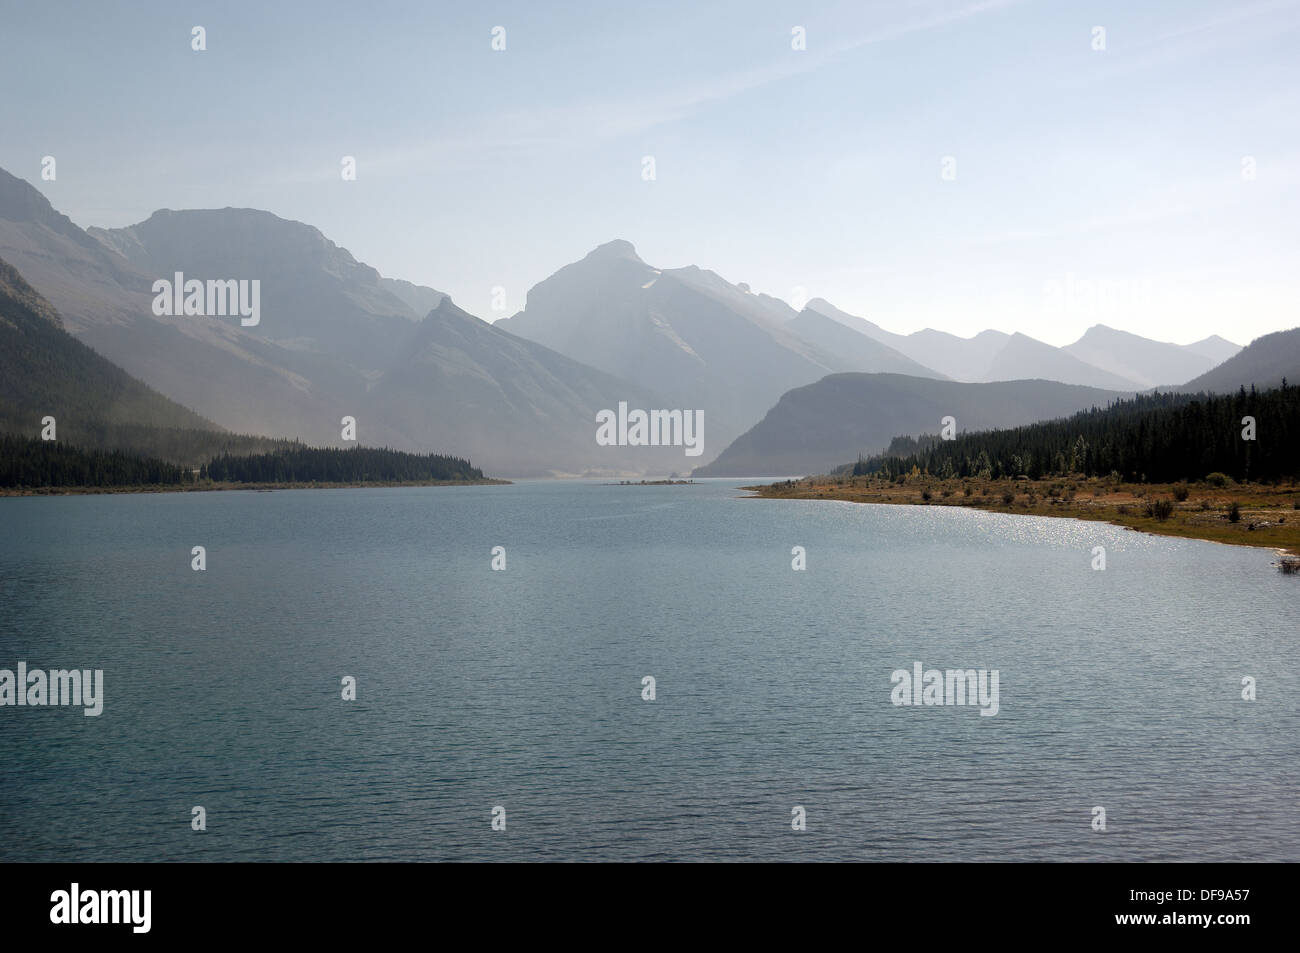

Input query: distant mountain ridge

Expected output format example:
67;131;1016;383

89;208;439;371
355;296;685;476
0;254;226;457
806;297;1012;381
1062;324;1234;388
0;165;1266;477
1182;334;1241;365
693;373;1123;477
495;240;946;454
786;308;948;380
0;169;681;476
1176;327;1300;393
0;168;363;446
805;299;1238;389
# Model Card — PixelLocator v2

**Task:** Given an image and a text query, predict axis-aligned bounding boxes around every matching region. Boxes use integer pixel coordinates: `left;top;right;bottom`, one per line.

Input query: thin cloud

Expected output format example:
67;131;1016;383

1075;0;1300;84
292;0;1027;182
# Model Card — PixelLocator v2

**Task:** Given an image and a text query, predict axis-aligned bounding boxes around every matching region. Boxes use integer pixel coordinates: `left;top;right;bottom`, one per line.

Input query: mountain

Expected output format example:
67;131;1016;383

785;308;947;379
0;168;363;444
378;276;446;319
0;169;679;476
807;297;1014;381
804;297;908;346
0;255;223;451
899;328;1013;382
494;241;945;454
1183;334;1242;365
693;373;1121;477
807;299;1158;389
89;208;442;369
1177;327;1300;394
356;297;683;476
983;332;1142;391
1;166;1257;477
1062;324;1229;388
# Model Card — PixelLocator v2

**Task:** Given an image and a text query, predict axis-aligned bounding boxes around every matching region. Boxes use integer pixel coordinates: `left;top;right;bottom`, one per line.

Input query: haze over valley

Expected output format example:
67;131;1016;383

3;166;1282;481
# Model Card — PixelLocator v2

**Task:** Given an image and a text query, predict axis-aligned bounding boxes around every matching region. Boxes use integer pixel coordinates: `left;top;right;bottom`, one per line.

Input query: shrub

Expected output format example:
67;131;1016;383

921;489;932;501
1172;485;1189;502
1145;498;1174;520
1001;490;1015;505
1228;501;1241;523
1206;472;1230;488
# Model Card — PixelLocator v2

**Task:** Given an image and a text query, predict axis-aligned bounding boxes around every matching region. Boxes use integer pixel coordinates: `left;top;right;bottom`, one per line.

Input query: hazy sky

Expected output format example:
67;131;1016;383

3;0;1297;346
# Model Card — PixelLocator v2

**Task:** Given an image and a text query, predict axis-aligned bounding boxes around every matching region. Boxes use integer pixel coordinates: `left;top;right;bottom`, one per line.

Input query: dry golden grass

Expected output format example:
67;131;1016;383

747;474;1300;557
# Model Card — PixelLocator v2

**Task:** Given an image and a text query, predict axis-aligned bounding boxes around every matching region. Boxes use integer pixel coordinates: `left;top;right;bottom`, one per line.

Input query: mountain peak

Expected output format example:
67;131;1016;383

138;206;318;234
1074;323;1147;346
0;167;55;223
0;167;98;248
428;294;465;318
585;239;642;262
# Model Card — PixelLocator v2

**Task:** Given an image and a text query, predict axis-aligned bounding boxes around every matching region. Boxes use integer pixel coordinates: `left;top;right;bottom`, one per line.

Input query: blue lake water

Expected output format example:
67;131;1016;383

1;479;1296;861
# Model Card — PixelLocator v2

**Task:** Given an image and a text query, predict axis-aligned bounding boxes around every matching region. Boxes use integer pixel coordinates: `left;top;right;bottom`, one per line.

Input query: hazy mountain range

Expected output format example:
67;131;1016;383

696;327;1300;477
691;374;1124;477
1175;328;1300;394
495;239;945;454
0;168;677;476
1;165;1285;479
0;255;217;444
804;298;1237;389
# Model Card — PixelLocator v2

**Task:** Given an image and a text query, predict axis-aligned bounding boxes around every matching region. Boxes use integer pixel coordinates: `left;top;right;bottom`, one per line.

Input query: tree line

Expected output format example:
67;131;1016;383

0;434;189;488
203;446;483;483
854;384;1298;483
0;437;485;488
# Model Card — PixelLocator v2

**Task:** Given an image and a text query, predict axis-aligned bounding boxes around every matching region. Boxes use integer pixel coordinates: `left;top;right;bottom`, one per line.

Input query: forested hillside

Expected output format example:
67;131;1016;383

204;446;483;483
2;438;489;489
0;434;189;488
0;255;222;450
853;386;1298;483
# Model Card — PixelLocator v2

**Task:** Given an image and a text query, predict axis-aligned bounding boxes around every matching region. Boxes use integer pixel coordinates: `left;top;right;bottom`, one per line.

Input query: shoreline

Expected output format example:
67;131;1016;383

0;478;511;497
744;476;1300;559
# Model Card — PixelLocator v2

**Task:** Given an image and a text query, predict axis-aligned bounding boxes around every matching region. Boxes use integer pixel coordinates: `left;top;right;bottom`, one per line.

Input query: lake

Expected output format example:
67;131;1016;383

1;479;1296;861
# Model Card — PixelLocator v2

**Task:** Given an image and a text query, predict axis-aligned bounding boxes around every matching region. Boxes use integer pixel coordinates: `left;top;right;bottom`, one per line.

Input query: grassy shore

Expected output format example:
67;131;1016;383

0;478;510;497
747;474;1300;559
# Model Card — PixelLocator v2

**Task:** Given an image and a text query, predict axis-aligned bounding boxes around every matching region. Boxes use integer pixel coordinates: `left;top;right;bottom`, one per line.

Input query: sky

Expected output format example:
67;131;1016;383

2;0;1298;346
